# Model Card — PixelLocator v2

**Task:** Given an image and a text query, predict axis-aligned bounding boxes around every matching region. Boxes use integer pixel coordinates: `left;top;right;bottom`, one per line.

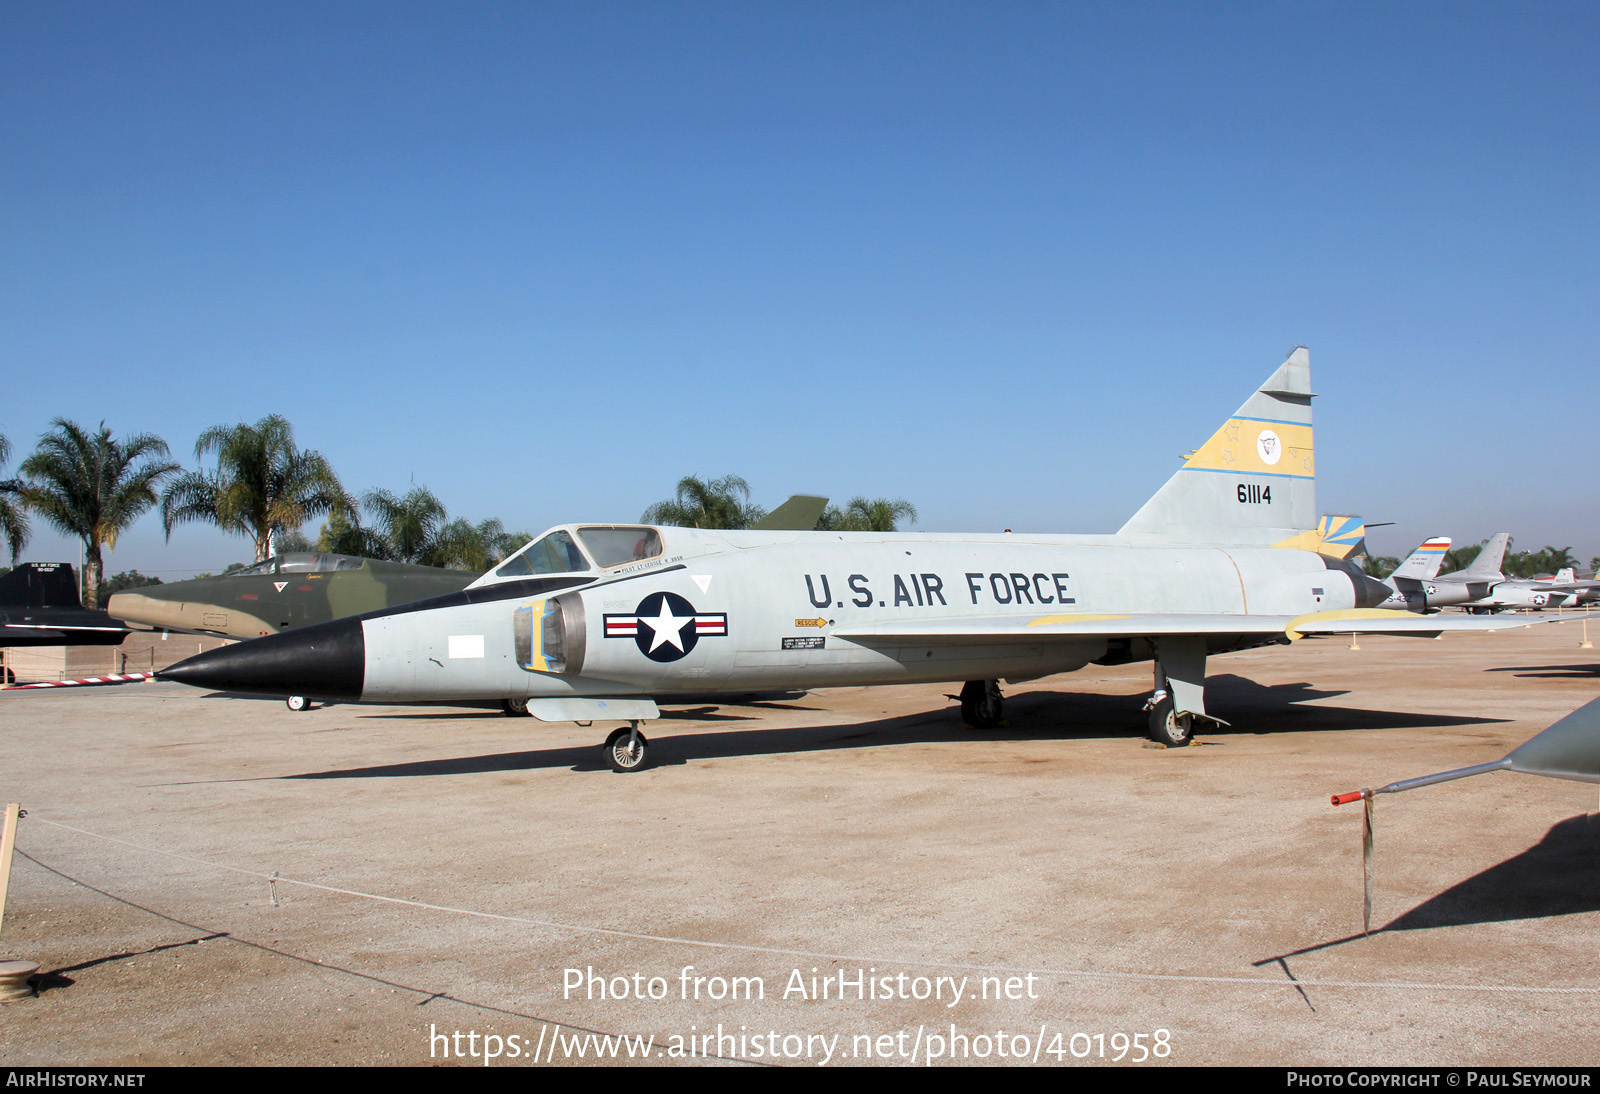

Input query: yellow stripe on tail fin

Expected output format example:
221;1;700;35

1120;347;1316;546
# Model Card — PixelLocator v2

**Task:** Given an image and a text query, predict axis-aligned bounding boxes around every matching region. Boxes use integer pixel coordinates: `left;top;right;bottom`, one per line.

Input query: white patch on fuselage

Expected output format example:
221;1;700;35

692;574;713;593
448;634;485;659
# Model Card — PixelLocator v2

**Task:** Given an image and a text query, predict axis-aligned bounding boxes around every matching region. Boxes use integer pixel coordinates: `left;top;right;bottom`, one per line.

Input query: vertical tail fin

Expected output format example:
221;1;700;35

751;495;829;531
1389;537;1452;581
1120;347;1315;545
1459;532;1510;580
0;563;84;609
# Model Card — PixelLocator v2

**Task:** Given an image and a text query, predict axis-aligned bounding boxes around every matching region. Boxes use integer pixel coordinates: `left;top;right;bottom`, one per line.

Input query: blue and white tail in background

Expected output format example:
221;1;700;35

1120;347;1316;546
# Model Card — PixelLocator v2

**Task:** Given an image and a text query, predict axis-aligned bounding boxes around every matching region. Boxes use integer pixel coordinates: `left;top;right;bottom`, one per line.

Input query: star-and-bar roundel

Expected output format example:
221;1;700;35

603;592;728;662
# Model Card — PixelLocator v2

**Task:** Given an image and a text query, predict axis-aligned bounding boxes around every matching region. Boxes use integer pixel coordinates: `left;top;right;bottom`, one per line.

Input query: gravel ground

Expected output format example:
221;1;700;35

1;618;1596;1067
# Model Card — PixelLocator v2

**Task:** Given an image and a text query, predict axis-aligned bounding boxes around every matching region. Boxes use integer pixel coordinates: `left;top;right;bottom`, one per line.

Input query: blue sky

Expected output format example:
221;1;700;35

3;2;1597;576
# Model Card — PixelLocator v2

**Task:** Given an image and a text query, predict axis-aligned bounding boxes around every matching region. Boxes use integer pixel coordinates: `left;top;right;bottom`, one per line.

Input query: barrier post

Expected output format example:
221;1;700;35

0;802;39;1002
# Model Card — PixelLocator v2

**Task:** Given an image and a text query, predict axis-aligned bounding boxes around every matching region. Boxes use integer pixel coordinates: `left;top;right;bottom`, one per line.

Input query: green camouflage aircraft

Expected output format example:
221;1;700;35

107;495;831;642
106;553;479;640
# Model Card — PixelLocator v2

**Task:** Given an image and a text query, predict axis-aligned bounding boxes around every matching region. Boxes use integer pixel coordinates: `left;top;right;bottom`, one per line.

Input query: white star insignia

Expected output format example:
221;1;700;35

639;598;691;653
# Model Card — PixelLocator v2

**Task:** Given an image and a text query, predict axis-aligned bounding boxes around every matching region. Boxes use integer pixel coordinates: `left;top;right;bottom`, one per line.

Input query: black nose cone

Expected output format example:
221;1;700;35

159;616;365;701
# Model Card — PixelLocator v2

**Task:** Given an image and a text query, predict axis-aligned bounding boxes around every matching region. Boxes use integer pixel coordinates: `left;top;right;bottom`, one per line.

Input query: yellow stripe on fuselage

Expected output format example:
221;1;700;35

1183;418;1313;478
1027;614;1132;628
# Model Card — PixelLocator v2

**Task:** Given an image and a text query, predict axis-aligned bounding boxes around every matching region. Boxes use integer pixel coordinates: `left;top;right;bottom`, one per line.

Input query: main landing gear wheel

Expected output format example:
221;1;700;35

1146;695;1194;748
959;679;1004;729
286;695;311;712
604;722;650;773
501;697;531;717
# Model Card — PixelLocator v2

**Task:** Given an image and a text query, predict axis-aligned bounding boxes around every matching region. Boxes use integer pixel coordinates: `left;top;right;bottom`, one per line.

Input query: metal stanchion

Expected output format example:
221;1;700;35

0;803;38;1002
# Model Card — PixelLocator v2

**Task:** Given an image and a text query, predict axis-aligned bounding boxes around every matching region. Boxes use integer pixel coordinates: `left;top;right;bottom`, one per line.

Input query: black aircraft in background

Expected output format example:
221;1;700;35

0;563;130;649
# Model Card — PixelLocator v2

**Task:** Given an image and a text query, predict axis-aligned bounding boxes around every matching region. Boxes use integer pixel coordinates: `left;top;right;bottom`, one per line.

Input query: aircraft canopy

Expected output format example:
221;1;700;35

228;553;366;577
492;525;664;579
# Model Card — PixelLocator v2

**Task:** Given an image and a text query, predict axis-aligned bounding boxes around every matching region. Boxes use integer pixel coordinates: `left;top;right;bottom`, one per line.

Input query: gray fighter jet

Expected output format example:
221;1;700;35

1414;532;1511;609
1460;565;1600;613
159;348;1565;768
1374;533;1513;612
1372;537;1451;611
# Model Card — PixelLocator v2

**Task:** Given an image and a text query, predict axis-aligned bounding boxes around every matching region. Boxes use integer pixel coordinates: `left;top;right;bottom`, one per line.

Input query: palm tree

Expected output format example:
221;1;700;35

1442;542;1483;573
478;518;533;565
1360;554;1402;578
161;415;352;563
426;516;532;570
425;517;486;570
316;507;390;559
20;419;181;607
0;431;29;563
363;485;449;563
315;489;524;571
641;475;765;529
816;496;918;532
1506;545;1578;579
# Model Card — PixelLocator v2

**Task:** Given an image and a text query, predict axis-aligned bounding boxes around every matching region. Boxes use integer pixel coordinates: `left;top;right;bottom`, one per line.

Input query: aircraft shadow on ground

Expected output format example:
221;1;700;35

279;673;1505;781
1002;674;1506;738
1484;663;1600;679
200;692;824;722
1258;814;1600;967
1381;814;1600;931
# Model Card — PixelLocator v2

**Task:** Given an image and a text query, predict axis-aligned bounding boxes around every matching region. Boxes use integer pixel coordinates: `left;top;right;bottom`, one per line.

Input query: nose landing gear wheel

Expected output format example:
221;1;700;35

1147;695;1194;747
502;698;531;717
604;723;650;772
286;695;311;712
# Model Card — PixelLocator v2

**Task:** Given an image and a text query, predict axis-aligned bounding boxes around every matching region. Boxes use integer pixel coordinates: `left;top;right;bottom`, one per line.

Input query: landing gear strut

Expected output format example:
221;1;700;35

604;721;650;772
960;679;1004;729
1141;637;1215;748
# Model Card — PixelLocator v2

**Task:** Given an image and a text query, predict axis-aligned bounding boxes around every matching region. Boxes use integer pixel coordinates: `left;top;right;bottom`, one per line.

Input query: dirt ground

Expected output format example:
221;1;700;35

1;619;1597;1067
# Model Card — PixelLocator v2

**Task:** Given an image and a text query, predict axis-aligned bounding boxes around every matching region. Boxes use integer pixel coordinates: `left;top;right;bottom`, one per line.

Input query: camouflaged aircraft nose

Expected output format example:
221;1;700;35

159;616;365;701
